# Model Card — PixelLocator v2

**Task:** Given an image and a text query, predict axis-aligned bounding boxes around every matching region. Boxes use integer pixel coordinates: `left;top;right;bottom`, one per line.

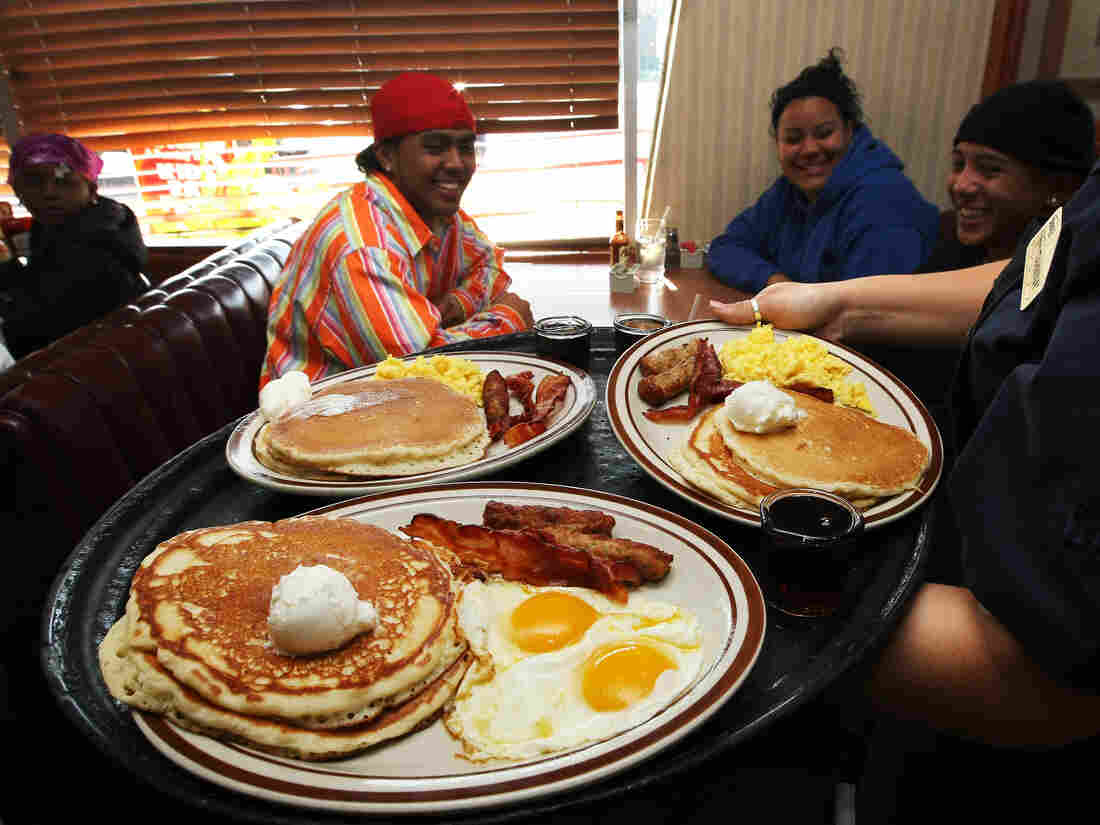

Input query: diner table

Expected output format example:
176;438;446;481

505;262;751;328
38;264;930;825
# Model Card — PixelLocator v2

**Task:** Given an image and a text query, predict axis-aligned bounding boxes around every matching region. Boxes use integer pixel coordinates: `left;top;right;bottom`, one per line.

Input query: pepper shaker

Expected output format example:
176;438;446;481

664;226;680;272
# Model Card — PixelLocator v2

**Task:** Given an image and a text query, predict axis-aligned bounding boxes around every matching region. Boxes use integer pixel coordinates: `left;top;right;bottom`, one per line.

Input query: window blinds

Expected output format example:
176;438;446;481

0;0;620;155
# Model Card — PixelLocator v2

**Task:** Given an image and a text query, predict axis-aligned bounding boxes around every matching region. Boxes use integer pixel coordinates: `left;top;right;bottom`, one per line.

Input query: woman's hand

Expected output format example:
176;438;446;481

709;281;849;341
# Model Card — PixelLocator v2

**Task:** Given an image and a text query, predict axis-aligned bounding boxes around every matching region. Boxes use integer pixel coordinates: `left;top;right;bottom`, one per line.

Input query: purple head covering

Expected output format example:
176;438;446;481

7;134;103;186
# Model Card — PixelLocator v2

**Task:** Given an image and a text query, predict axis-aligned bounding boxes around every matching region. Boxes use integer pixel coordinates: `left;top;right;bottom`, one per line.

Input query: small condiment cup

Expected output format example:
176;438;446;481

613;312;670;357
534;315;593;370
758;488;865;619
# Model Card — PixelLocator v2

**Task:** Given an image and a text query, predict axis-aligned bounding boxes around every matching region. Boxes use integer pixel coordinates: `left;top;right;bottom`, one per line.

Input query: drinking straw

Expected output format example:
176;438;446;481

657;205;671;233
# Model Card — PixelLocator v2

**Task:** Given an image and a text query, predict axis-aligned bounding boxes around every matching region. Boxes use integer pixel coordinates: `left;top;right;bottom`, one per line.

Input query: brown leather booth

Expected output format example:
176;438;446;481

1;218;306;623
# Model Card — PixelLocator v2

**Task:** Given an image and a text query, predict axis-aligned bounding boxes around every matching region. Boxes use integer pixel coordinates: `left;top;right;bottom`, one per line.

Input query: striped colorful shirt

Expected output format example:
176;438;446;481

259;174;524;389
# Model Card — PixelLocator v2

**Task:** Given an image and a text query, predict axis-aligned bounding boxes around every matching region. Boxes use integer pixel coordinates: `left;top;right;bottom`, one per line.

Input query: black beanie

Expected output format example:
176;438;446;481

954;80;1096;175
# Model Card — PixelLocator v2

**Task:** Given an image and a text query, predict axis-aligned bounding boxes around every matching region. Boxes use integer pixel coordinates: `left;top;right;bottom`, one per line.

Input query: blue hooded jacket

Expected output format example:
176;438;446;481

707;125;939;292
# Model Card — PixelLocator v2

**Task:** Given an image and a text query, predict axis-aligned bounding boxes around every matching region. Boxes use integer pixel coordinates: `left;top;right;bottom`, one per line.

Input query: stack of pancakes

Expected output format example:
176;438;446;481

254;376;490;478
669;394;929;510
99;517;470;760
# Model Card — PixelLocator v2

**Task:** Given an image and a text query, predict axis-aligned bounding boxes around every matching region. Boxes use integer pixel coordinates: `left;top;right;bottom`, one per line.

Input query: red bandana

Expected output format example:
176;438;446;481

370;72;476;141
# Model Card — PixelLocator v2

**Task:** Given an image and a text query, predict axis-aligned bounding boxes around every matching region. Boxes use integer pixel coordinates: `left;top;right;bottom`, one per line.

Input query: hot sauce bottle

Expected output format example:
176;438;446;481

610;209;629;266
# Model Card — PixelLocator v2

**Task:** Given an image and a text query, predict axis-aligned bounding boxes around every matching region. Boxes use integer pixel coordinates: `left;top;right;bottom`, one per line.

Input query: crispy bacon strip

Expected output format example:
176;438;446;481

505;371;537;421
700;378;830;404
483;369;511;441
692;339;727;401
532;374;570;422
481;503;669;582
483;501;615;535
500;374;570;447
401;514;632;603
502;420;547;447
784;382;835;403
526;526;672;582
708;378;743;402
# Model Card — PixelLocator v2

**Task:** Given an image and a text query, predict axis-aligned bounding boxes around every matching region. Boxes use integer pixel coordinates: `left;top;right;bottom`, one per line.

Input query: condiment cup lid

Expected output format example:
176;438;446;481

534;315;593;338
613;312;670;333
759;488;864;551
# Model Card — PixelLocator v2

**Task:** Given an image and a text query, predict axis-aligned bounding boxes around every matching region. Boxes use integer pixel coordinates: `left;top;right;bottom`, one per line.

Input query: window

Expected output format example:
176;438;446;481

0;1;672;247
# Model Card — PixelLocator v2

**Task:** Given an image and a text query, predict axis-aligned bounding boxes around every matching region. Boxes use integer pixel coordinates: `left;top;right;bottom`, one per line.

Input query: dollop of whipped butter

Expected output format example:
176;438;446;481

258;370;312;420
268;564;378;656
724;380;807;434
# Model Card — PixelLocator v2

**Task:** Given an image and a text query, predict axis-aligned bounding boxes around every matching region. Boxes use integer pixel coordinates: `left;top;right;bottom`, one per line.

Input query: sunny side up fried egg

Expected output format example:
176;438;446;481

446;579;704;762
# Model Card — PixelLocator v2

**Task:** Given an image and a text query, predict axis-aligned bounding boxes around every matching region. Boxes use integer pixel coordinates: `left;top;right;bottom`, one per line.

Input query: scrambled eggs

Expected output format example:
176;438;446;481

373;354;485;405
718;325;873;413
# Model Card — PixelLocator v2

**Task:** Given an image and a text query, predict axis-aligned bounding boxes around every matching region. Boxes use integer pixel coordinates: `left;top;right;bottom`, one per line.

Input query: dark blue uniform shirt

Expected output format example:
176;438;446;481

949;161;1100;690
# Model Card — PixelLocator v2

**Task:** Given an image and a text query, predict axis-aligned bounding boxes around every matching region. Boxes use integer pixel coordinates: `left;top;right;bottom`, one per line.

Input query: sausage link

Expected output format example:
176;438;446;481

637;357;694;405
638;341;697;376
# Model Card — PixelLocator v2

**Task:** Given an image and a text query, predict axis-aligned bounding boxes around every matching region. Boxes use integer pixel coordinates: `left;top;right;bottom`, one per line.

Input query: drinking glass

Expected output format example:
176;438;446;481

635;218;666;285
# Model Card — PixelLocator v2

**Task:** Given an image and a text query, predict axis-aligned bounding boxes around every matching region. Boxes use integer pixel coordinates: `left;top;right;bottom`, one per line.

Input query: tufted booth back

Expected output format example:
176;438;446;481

1;218;307;609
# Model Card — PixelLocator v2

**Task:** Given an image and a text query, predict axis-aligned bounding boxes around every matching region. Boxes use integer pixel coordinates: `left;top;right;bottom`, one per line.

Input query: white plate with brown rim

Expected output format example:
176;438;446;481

605;320;944;529
226;352;597;496
130;482;766;815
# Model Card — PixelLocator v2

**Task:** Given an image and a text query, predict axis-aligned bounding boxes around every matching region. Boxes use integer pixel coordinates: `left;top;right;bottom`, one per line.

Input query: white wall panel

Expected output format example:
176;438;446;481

646;0;997;245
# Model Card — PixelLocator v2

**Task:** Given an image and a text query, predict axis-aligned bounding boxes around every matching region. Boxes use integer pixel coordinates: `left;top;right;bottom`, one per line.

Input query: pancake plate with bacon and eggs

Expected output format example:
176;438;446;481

608;321;942;527
97;486;762;805
232;353;599;497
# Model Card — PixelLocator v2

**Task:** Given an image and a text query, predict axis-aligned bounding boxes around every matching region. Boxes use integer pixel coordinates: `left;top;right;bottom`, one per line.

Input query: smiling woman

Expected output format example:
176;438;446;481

706;48;940;294
774;97;854;204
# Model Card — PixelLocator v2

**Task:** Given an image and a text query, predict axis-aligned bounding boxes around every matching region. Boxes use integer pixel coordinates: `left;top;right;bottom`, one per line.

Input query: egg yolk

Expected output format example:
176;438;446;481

509;591;600;653
582;642;676;712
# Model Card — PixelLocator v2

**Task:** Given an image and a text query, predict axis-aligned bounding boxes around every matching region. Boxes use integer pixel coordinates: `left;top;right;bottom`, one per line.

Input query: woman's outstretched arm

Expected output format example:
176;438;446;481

710;259;1005;348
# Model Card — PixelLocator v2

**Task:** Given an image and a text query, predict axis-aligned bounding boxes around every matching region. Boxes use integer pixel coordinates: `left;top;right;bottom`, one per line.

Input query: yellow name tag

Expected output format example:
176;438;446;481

1021;207;1062;310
